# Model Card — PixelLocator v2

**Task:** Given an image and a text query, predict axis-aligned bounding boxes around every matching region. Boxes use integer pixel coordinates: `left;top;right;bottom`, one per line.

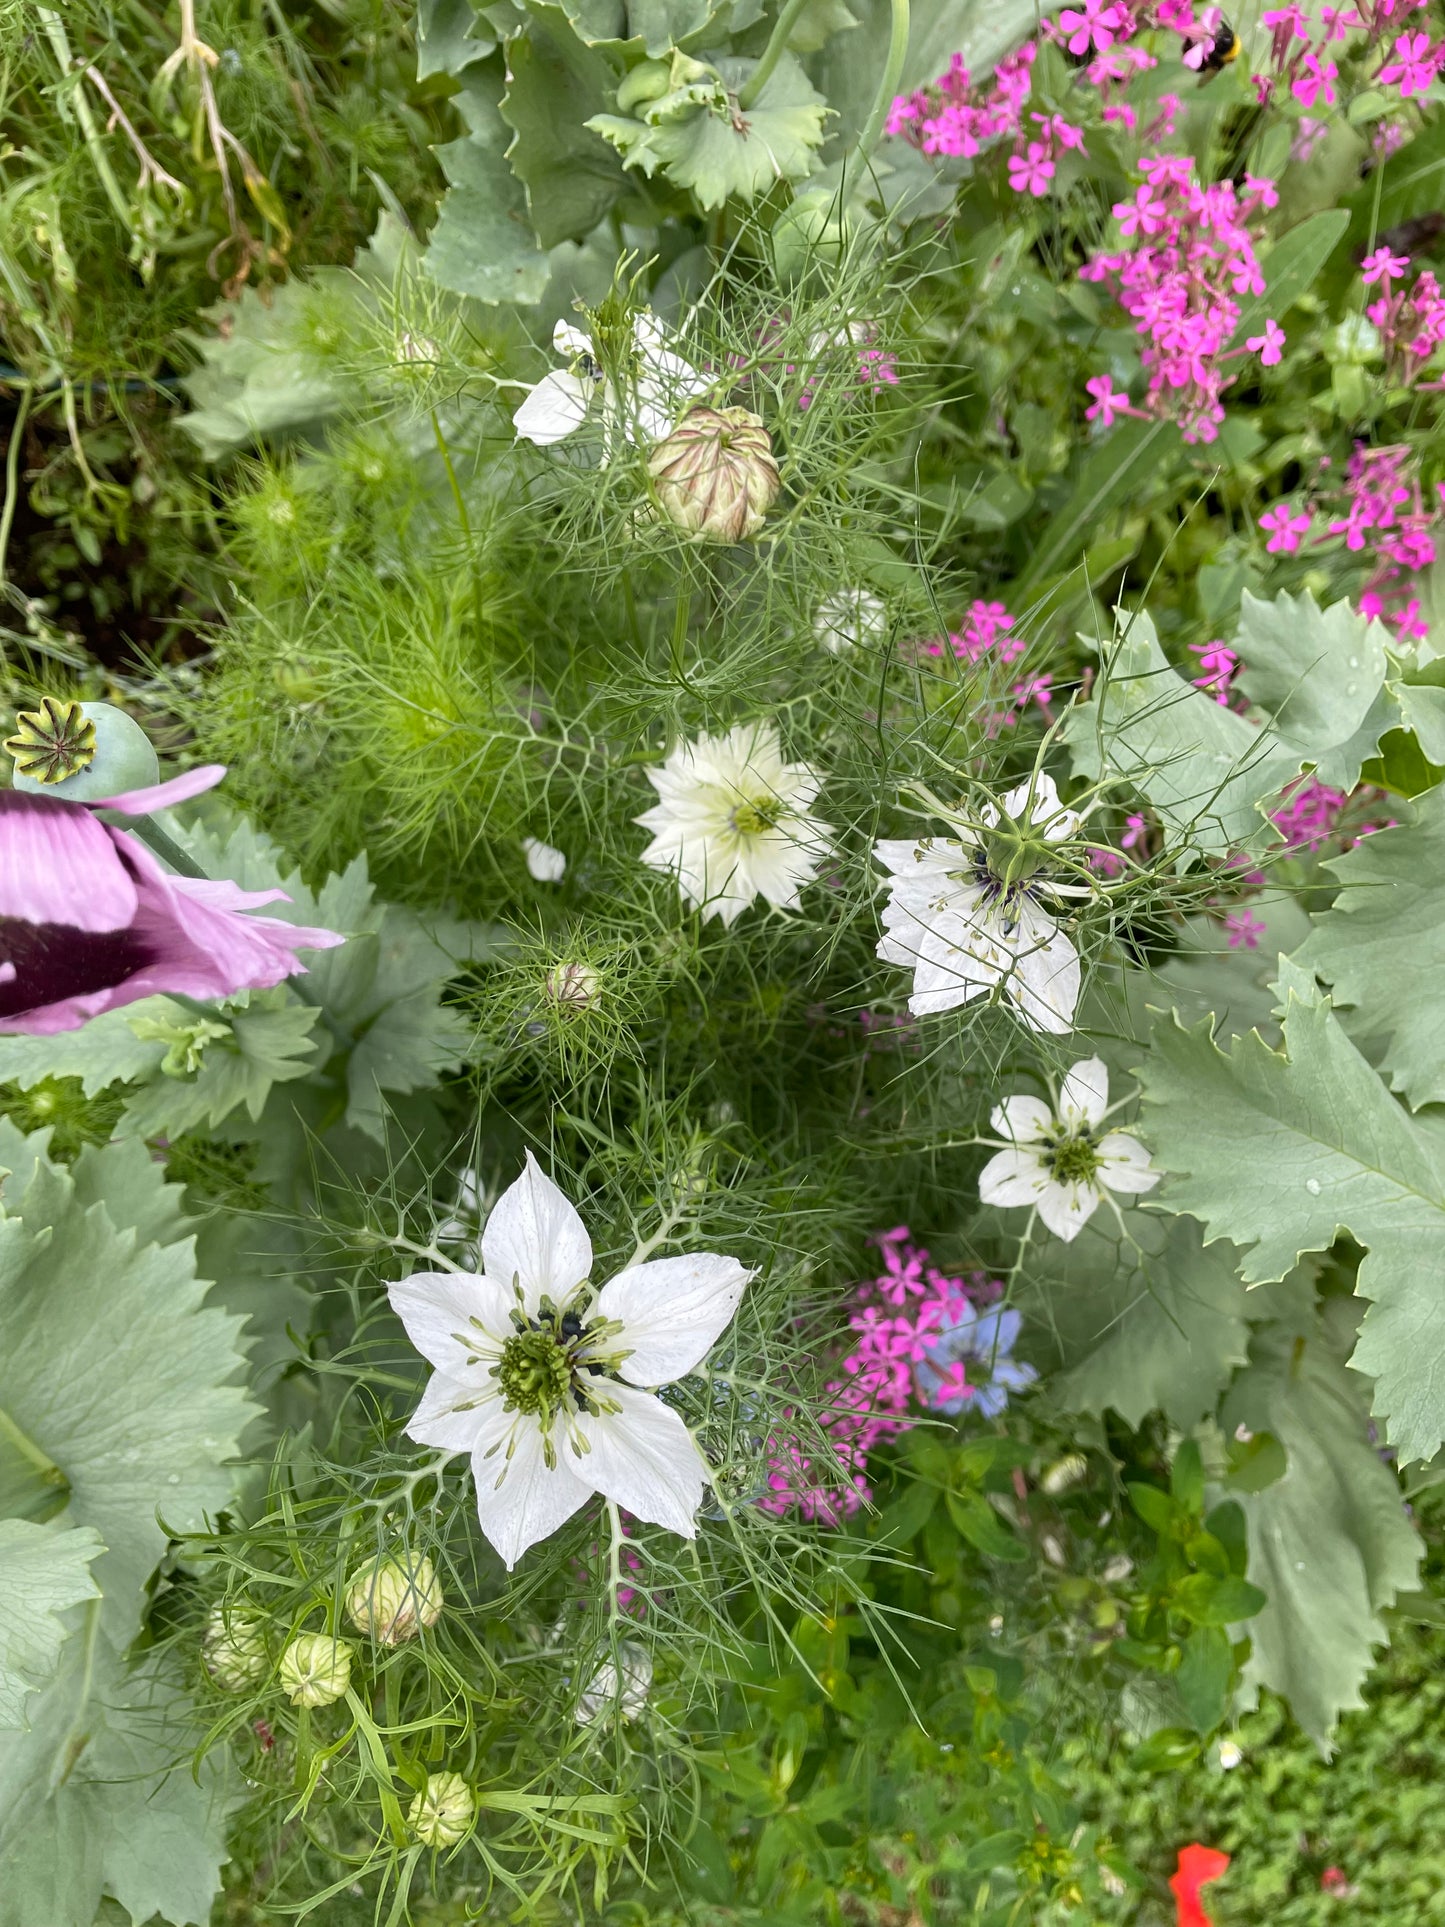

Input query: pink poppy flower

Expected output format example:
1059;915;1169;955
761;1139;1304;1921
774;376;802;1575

0;766;344;1035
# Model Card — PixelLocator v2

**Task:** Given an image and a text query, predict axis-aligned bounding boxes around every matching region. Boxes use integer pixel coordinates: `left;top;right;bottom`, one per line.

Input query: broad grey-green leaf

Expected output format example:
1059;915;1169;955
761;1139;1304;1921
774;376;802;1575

1221;1320;1422;1750
1141;965;1445;1463
118;996;322;1138
417;0;496;78
1234;588;1395;789
1042;1214;1252;1430
786;0;857;52
0;998;172;1096
425;69;551;304
1388;677;1445;764
1064;608;1293;855
1294;792;1445;1109
0;1148;256;1646
555;0;717;51
0;1521;102;1730
501;21;628;248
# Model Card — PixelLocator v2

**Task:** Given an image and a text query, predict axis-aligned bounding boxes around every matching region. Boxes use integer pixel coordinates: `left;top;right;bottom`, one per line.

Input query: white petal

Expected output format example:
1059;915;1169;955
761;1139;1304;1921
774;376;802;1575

977;1147;1049;1210
596;1253;753;1386
1058;1057;1109;1129
575;1383;709;1538
514;370;591;445
521;836;567;882
1002;771;1081;841
1097;1131;1160;1194
471;1416;595;1570
406;1371;492;1453
480;1152;592;1316
388;1270;513;1374
989;1094;1054;1143
1035;1179;1101;1242
553;321;592;357
1005;905;1081;1035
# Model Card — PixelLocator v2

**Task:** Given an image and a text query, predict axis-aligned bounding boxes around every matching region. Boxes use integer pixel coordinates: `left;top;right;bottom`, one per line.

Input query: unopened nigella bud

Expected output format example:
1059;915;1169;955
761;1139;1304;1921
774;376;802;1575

544;961;601;1015
648;406;780;543
344;1553;443;1645
576;1641;653;1724
279;1633;354;1707
202;1606;269;1690
6;697;160;800
408;1770;475;1847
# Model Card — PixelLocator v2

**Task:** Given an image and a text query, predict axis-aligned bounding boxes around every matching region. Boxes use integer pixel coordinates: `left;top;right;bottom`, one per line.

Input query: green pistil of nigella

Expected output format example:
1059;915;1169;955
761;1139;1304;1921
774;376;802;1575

4;697;97;784
490;1295;629;1459
730;794;785;837
496;1326;575;1422
1047;1133;1100;1186
982;806;1054;891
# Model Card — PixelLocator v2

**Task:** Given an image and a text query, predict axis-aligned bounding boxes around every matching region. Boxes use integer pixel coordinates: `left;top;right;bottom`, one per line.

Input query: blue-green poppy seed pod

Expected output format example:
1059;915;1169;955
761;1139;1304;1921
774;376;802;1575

6;697;160;800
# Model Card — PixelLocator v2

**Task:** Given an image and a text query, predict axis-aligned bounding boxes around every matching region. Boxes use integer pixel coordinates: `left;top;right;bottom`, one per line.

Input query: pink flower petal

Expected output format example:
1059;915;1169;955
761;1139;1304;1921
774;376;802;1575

0;794;137;932
93;764;228;814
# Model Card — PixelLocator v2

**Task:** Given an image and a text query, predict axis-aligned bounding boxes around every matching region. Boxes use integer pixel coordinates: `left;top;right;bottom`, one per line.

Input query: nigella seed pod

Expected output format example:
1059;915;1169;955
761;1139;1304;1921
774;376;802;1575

279;1633;354;1707
202;1606;269;1690
647;406;780;544
408;1770;475;1847
344;1553;443;1644
6;698;160;800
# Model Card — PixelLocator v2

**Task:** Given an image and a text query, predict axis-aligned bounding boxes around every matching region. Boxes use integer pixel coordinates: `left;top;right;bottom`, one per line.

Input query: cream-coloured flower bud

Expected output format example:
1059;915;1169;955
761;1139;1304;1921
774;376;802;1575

647;406;780;543
576;1641;653;1724
344;1554;443;1645
279;1633;354;1707
202;1607;268;1691
544;961;601;1015
408;1770;475;1847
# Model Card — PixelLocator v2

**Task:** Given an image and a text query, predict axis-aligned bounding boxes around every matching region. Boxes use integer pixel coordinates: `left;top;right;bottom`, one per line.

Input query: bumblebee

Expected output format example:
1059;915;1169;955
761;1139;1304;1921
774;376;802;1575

1196;16;1240;70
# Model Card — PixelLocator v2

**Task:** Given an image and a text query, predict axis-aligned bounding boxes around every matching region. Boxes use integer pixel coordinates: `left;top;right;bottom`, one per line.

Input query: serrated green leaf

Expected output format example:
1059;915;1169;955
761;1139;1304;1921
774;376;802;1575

0;1521;102;1730
0;998;172;1096
425;68;552;303
1064;608;1294;855
418;0;497;77
502;21;628;247
1043;1214;1253;1430
1234;589;1396;789
0;1146;256;1647
555;0;718;51
118;996;322;1138
1221;1321;1422;1750
1294;792;1445;1109
1141;966;1445;1463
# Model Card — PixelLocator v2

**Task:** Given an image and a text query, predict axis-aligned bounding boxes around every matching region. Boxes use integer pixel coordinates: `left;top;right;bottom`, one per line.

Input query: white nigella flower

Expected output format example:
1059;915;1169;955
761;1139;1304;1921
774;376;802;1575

513;314;709;449
636;721;830;927
874;771;1085;1034
814;587;887;654
388;1154;753;1569
521;836;566;882
977;1056;1158;1242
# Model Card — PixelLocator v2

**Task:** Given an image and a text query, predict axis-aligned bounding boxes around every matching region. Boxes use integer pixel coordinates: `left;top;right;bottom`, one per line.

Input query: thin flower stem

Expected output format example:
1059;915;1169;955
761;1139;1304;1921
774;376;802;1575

383;1230;467;1275
0;379;31;592
853;0;911;173
738;0;816;110
37;10;135;235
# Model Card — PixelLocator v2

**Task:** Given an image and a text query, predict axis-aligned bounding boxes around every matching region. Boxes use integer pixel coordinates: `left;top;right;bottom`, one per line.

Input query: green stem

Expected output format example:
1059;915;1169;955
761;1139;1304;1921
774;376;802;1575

738;0;816;109
37;11;136;237
853;0;911;174
0;379;30;592
118;814;210;880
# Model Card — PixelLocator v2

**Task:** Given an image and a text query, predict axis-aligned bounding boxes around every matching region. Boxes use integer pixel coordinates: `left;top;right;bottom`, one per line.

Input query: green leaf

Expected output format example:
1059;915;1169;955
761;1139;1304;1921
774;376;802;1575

1127;1483;1179;1534
118;996;322;1138
0;999;171;1096
1140;964;1445;1463
1234;589;1396;790
1046;1215;1253;1430
1221;1321;1423;1750
1229;210;1350;348
555;0;718;50
0;1141;256;1648
1172;1572;1266;1626
1064;608;1293;855
785;0;857;52
1340;115;1445;257
1386;680;1445;767
502;21;628;247
417;0;497;78
1175;1623;1231;1733
1171;1438;1204;1513
0;1521;102;1730
425;68;552;303
591;54;827;209
945;1489;1028;1561
1017;418;1181;593
1294;791;1445;1109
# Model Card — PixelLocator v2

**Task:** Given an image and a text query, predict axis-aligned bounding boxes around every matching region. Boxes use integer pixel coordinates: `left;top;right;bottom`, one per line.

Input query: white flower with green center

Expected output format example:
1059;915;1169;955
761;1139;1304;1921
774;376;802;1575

977;1056;1158;1242
513;314;709;448
874;771;1085;1034
635;721;831;927
388;1154;753;1569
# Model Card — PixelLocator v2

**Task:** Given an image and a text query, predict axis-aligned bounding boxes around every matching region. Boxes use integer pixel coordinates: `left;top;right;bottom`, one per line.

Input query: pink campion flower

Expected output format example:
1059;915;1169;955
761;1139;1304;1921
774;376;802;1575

1008;140;1056;195
1190;640;1239;703
1115;184;1169;237
1259;503;1312;551
1225;907;1266;949
1293;51;1339;104
1085;374;1131;425
1247;318;1286;364
1244;172;1280;209
1058;0;1128;54
1362;246;1411;285
0;766;344;1035
1379;30;1442;94
1120;811;1149;849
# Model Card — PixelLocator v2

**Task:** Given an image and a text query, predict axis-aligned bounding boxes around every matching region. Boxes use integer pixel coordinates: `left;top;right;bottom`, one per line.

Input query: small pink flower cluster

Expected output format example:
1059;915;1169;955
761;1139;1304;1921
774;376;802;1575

1259;444;1442;641
1268;776;1394;850
1189;639;1240;705
1080;157;1279;444
924;598;1025;664
1257;0;1434;109
761;1231;1011;1524
1363;255;1445;387
886;46;1038;160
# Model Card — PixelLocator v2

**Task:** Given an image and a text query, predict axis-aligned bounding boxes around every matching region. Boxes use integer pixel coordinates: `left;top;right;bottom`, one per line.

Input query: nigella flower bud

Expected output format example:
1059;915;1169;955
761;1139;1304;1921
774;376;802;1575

576;1642;653;1724
544;961;601;1015
202;1606;269;1690
408;1770;475;1847
6;697;159;800
647;406;780;544
279;1633;354;1707
344;1553;443;1645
